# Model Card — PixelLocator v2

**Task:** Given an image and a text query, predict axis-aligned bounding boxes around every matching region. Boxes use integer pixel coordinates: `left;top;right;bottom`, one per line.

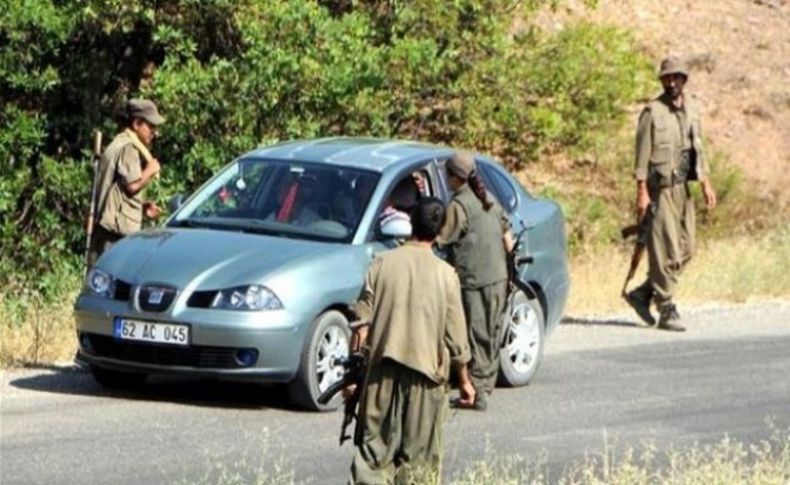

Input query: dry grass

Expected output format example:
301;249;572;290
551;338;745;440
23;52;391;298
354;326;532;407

0;292;78;367
567;227;790;316
183;425;790;484
556;424;790;485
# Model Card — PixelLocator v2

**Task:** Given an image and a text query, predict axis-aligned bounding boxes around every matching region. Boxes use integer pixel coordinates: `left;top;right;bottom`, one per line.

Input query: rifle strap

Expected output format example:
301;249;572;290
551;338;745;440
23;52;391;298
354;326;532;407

123;129;155;164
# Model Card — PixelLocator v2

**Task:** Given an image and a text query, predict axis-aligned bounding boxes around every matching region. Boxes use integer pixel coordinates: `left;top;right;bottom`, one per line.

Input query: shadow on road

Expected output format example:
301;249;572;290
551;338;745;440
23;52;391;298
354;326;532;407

8;367;299;411
561;316;644;328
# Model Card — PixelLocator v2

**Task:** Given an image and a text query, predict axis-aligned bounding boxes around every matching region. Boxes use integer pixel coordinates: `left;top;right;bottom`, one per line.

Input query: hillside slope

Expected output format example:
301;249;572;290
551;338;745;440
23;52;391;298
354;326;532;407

539;0;789;200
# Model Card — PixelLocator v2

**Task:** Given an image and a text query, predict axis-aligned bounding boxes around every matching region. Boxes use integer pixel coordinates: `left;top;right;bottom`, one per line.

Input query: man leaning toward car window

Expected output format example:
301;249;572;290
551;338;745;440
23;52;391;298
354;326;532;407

88;98;165;267
346;197;475;485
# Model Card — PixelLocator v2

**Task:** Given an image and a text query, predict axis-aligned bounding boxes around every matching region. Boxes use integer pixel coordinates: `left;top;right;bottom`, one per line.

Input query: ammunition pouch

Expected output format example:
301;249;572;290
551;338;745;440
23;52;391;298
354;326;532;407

650;150;693;188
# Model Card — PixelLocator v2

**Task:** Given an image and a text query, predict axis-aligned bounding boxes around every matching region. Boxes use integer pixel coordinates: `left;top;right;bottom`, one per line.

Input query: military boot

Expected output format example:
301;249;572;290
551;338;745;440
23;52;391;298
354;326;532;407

625;285;655;326
657;304;685;332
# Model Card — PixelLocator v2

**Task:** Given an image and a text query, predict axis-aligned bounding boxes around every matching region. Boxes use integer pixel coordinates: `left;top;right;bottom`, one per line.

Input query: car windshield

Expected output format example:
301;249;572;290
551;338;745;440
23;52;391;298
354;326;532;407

169;158;380;242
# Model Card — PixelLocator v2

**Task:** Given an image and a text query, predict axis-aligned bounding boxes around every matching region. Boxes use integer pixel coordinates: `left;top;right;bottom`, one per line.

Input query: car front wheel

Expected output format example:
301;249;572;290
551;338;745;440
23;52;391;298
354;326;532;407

288;310;351;411
498;290;545;387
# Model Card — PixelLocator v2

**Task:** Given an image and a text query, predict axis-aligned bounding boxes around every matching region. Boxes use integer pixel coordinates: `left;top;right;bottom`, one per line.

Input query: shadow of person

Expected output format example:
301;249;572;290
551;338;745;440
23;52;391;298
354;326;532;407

8;366;296;411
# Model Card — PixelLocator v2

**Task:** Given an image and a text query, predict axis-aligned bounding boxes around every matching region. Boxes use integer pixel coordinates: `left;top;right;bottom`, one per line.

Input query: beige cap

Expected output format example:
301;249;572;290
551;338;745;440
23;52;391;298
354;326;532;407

446;151;476;179
128;98;165;125
658;56;689;79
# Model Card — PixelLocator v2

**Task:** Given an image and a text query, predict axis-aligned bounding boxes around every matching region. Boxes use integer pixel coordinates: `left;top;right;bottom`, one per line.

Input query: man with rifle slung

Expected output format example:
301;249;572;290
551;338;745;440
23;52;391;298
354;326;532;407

344;197;475;484
624;57;717;331
87;98;165;267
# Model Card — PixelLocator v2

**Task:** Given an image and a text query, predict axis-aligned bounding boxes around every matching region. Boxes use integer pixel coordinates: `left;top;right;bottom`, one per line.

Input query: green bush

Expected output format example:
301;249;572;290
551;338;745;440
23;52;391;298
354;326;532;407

1;0;650;300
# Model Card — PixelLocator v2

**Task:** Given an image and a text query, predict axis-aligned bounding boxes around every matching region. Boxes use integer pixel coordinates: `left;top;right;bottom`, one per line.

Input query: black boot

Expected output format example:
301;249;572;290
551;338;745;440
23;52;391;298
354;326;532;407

625;285;656;326
657;304;685;332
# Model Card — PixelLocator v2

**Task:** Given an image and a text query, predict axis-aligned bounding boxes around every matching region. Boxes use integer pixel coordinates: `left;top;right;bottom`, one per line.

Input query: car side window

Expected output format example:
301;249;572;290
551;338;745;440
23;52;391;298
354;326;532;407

479;162;518;213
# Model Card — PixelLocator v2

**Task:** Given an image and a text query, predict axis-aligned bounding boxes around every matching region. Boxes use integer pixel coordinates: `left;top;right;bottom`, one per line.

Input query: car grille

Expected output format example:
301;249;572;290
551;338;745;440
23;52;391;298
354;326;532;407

138;285;177;312
84;333;255;369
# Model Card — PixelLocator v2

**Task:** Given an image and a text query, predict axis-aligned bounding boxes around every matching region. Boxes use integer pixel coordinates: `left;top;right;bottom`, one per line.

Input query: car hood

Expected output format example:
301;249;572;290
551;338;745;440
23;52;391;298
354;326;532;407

97;227;341;290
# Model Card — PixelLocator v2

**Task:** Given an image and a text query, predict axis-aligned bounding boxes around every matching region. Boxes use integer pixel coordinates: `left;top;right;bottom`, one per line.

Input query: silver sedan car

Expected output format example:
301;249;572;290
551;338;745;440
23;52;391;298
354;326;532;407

74;138;569;410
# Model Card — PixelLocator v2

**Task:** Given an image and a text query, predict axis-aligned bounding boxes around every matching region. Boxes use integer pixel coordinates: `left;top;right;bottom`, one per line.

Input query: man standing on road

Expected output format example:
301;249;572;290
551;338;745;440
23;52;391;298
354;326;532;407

438;151;513;411
347;197;475;485
625;57;717;332
88;98;165;266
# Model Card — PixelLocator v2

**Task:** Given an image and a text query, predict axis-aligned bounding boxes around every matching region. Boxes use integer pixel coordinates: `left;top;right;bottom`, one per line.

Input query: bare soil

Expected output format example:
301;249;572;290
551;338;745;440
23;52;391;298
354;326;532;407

536;0;790;201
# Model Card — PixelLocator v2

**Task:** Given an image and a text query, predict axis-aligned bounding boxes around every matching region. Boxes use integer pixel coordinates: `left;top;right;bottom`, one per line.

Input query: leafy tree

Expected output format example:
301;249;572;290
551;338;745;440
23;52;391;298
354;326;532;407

0;0;648;297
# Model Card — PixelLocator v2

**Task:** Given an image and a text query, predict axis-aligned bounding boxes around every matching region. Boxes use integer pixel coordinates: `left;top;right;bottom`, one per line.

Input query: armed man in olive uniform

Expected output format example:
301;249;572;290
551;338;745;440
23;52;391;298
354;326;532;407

347;197;475;485
438;151;513;411
625;57;717;331
88;99;165;266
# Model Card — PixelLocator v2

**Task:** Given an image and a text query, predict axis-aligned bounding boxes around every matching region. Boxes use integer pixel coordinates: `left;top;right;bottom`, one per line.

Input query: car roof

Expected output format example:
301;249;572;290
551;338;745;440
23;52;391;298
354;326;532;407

243;137;453;172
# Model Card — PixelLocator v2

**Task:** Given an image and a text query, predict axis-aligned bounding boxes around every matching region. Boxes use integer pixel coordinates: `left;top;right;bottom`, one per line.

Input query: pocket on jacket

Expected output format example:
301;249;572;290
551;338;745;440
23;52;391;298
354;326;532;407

117;201;143;234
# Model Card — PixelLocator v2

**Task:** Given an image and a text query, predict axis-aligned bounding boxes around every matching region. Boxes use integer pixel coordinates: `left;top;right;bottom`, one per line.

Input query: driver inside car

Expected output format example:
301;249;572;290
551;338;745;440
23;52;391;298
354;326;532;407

266;175;325;226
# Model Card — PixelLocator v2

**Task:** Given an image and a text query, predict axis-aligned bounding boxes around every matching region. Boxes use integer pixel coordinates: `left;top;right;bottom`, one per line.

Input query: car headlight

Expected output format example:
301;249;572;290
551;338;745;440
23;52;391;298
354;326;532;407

85;268;115;298
211;285;283;311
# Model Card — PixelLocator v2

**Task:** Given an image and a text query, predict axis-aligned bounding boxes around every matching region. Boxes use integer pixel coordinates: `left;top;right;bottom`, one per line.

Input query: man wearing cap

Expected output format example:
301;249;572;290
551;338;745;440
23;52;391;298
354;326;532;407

347;197;474;484
88;98;165;266
625;57;717;331
438;151;513;410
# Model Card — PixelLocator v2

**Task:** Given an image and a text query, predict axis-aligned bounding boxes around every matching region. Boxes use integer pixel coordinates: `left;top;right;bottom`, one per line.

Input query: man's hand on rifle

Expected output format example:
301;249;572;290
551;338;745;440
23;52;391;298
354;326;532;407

340;321;368;403
636;181;651;218
341;383;357;402
143;157;161;180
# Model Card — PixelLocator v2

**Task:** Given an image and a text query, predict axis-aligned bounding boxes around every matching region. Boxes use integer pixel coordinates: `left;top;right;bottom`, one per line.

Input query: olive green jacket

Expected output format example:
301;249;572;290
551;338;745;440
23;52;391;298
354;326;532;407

96;130;146;235
635;93;707;187
438;184;508;289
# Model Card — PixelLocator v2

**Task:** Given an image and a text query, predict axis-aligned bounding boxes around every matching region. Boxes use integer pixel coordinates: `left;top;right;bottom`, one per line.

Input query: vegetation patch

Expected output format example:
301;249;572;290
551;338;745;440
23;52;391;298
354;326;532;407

176;426;790;484
2;1;647;298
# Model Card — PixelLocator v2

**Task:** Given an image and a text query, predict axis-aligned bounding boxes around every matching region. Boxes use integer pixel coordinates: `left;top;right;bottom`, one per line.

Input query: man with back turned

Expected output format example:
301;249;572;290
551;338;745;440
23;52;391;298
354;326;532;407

346;197;475;484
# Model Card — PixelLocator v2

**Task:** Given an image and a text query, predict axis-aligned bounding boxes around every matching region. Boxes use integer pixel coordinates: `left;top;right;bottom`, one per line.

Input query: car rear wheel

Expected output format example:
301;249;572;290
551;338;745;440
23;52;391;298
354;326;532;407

89;365;148;389
498;290;545;387
288;310;350;411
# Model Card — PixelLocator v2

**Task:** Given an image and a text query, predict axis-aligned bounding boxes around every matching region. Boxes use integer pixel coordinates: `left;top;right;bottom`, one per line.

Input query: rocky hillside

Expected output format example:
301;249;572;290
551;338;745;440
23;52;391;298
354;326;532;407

539;0;789;201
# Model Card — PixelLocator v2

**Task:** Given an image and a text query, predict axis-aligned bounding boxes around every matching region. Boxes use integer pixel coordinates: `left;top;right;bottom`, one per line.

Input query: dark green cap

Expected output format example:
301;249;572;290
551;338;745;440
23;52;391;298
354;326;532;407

128;98;165;125
658;56;689;79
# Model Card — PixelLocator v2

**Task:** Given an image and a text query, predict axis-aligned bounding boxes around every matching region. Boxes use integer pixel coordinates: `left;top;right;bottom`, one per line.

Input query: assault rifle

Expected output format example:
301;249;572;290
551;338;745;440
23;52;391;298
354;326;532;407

84;131;103;271
506;220;536;300
317;352;367;445
620;206;653;297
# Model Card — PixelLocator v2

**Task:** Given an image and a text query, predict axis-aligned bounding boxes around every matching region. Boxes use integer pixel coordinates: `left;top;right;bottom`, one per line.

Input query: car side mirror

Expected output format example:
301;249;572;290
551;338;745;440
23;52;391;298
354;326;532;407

168;194;185;213
379;216;412;240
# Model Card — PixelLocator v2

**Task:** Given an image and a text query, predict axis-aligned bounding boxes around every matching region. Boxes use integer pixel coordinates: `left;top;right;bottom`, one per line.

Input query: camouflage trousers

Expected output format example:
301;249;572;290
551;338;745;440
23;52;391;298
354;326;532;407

349;360;448;485
462;280;507;396
638;182;696;308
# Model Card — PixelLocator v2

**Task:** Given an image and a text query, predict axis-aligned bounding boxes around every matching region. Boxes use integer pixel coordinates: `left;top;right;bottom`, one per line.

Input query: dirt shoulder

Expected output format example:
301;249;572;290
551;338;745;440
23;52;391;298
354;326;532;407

537;0;790;201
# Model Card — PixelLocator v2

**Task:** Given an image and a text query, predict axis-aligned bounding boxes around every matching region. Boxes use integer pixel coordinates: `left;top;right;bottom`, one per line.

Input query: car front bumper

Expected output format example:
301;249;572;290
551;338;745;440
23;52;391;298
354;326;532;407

74;293;308;383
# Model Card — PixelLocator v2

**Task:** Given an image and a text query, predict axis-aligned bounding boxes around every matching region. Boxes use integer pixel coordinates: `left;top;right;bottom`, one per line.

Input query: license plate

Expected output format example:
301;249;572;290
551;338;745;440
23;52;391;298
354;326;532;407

113;318;190;346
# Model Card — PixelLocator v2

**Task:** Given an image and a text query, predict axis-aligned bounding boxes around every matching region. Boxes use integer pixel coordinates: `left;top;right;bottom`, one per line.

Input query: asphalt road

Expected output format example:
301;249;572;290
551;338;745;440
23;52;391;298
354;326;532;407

2;301;789;484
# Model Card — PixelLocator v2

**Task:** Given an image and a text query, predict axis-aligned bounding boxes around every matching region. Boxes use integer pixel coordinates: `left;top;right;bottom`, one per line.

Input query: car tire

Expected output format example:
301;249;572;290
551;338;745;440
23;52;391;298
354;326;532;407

288;310;351;411
498;290;545;387
89;365;148;389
